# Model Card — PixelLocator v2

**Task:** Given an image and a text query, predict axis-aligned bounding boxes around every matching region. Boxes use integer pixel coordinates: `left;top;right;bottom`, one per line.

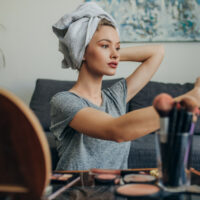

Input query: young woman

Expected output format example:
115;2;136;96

51;2;200;170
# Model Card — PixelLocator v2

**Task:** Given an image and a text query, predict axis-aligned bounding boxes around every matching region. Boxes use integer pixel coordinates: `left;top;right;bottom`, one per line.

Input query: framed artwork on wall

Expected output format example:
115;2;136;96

85;0;200;42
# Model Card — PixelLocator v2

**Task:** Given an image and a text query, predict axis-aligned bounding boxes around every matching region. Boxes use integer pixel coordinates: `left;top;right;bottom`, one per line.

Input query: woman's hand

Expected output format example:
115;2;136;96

175;77;200;108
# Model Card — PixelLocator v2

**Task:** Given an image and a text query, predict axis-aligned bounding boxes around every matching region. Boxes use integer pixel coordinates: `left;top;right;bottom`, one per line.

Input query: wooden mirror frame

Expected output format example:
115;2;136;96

0;88;51;199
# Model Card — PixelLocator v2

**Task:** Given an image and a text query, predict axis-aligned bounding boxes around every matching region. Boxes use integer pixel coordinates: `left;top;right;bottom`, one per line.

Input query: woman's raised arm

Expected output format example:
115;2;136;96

120;45;165;102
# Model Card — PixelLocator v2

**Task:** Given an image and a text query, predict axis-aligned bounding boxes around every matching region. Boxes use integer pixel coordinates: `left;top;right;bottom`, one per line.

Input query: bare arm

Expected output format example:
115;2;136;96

69;77;200;143
69;106;160;143
120;45;165;102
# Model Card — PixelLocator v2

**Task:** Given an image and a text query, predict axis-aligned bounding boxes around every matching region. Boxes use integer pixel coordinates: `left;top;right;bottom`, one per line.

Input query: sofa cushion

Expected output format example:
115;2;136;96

30;79;75;131
30;78;122;131
128;81;200;135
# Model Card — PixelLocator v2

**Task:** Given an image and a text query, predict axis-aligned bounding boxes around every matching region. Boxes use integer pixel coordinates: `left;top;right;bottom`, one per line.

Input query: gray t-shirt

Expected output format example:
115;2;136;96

50;78;131;170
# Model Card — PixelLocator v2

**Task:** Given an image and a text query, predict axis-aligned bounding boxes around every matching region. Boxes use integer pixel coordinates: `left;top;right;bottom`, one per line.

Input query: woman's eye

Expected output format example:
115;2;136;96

101;44;109;48
116;47;120;51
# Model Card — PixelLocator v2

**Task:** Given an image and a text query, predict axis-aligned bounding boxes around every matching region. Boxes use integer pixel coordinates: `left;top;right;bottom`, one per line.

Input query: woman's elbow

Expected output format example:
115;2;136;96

157;45;165;59
110;132;125;143
108;124;129;143
108;122;149;143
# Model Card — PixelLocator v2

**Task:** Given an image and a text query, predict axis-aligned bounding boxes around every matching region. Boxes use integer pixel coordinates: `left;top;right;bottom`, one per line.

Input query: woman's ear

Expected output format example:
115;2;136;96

83;45;88;61
83;52;86;61
83;50;86;61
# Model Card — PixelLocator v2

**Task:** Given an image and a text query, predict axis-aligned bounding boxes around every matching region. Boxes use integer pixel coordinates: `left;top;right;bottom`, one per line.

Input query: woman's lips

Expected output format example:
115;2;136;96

108;62;118;68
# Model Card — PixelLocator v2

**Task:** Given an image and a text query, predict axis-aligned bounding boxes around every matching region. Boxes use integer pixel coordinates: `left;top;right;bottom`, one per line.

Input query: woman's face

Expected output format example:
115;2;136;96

83;25;120;76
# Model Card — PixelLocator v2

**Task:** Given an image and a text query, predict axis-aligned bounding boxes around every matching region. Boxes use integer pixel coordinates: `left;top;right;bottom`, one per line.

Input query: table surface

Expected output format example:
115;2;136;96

45;168;200;200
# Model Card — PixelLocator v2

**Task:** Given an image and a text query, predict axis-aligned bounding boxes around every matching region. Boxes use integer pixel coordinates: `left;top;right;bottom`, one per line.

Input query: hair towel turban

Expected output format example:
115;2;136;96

52;2;118;70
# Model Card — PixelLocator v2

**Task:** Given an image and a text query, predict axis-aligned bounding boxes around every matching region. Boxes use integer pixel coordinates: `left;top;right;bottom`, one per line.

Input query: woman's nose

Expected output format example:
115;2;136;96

110;48;119;59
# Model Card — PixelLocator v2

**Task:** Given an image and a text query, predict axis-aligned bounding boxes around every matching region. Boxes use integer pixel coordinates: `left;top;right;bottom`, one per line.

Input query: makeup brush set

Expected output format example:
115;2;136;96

153;93;200;189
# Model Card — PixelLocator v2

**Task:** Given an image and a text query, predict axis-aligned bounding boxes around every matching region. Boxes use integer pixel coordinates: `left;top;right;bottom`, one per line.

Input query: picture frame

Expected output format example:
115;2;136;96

85;0;200;42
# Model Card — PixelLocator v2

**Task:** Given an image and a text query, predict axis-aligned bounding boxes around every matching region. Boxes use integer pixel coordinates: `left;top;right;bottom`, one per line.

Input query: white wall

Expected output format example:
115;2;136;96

0;0;200;105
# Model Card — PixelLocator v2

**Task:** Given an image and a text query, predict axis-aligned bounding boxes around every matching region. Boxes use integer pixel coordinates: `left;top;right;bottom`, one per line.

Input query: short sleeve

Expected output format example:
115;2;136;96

107;78;127;98
50;92;87;140
103;78;127;114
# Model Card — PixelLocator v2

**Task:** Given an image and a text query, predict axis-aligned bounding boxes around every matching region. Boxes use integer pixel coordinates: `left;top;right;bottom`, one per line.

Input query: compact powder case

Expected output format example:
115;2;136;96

115;183;161;199
94;174;117;185
123;174;157;184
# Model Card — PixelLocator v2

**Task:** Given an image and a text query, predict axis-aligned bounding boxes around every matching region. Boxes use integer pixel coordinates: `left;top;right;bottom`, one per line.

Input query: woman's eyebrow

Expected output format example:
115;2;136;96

97;39;120;44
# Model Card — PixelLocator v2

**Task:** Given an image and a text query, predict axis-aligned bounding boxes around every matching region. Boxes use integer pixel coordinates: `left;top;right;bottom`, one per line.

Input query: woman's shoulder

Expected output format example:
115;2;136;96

103;78;127;94
51;91;82;105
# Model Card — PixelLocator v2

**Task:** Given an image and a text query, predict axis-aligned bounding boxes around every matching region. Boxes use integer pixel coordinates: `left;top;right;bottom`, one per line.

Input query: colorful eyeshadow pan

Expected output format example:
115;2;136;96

123;174;156;184
116;184;160;198
94;173;117;185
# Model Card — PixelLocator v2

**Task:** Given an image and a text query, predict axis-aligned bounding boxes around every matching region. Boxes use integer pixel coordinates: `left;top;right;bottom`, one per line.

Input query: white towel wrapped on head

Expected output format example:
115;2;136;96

52;2;118;70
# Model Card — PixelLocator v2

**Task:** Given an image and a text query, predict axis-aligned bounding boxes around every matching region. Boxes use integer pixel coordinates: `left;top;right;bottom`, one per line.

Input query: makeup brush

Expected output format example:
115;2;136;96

180;97;200;171
153;93;174;117
153;93;174;185
182;112;193;133
180;97;198;164
174;97;199;185
175;106;186;134
168;102;179;135
153;93;174;143
168;102;183;186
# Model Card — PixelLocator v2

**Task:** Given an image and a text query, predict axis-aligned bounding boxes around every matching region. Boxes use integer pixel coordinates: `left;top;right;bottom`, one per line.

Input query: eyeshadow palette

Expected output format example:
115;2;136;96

123;174;156;184
115;183;161;199
50;173;79;184
47;168;200;200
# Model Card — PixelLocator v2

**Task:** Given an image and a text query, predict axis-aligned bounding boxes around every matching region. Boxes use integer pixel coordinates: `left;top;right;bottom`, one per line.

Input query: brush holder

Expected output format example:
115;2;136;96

155;131;193;192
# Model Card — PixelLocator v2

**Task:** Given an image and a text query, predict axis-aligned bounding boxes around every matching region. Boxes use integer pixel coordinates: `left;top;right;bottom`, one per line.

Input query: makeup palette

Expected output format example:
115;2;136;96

116;184;161;199
47;168;200;199
51;173;73;184
94;174;117;185
123;174;156;184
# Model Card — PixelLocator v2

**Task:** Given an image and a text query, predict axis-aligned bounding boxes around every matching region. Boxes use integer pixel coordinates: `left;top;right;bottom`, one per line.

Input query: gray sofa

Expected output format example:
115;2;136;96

30;78;200;170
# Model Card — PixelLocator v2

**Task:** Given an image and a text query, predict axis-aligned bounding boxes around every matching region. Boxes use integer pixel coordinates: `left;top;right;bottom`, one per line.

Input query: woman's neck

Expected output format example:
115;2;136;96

70;66;103;106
